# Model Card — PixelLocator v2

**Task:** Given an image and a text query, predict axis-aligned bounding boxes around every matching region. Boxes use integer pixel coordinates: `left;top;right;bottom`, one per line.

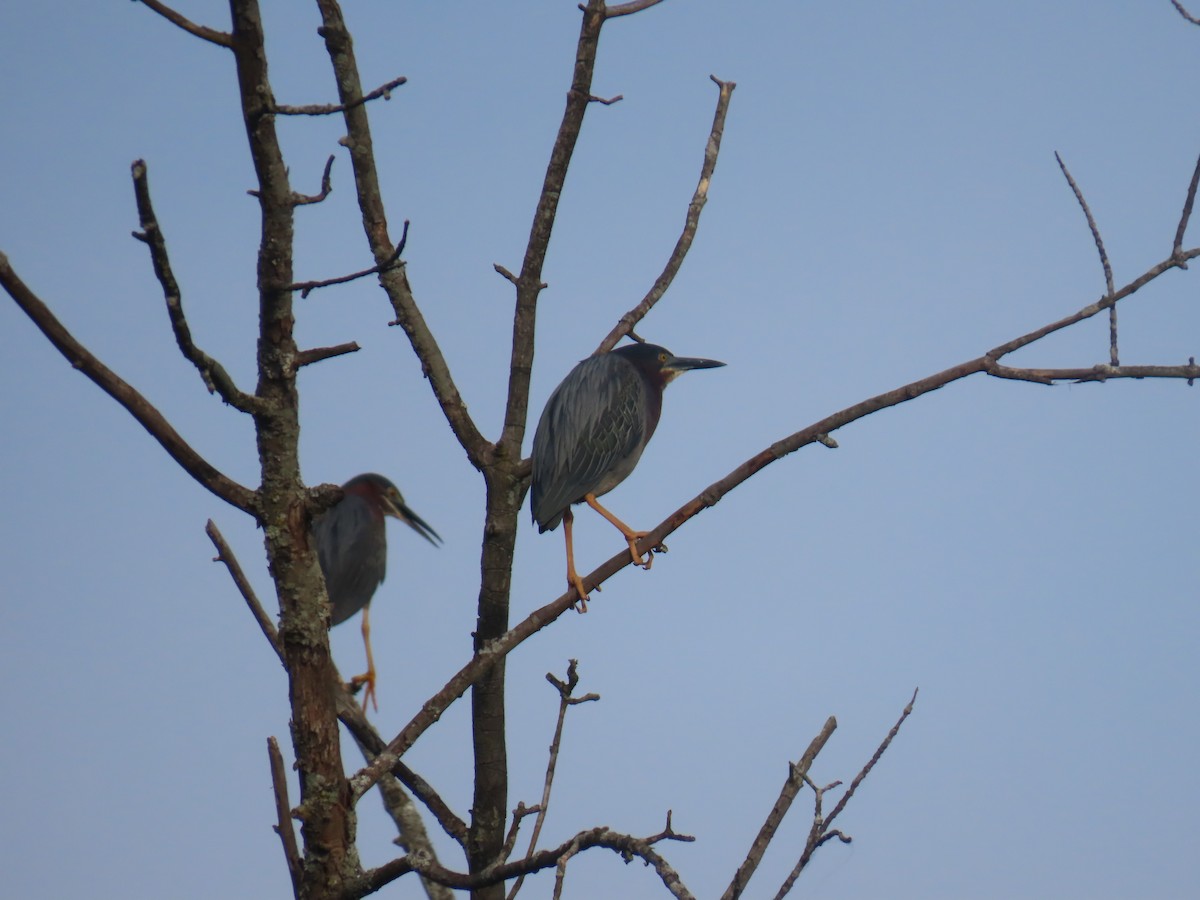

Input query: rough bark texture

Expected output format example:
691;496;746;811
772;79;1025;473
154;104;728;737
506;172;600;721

230;1;357;896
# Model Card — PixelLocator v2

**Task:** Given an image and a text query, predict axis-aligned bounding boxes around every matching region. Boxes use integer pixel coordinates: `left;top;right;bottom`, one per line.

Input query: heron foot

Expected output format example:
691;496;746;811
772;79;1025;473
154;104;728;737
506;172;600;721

626;532;653;569
349;669;378;713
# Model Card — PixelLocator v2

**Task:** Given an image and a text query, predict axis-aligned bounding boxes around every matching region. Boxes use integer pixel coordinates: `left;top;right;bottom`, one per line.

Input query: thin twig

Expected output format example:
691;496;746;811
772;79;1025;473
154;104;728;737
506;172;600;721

1174;152;1200;257
130;160;263;413
292;155;336;206
288;221;409;298
273;76;407;115
0;254;258;514
596;75;737;354
508;660;600;899
987;361;1200;385
721;717;838;900
206;520;282;660
134;0;232;47
1055;152;1117;364
774;690;919;899
502;803;541;865
268;737;302;897
822;689;918;835
1170;1;1200;26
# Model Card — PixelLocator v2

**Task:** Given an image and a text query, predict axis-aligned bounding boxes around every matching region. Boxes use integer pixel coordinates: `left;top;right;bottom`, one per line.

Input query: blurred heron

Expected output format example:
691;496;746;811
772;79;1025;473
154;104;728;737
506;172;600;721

531;341;724;607
312;473;441;710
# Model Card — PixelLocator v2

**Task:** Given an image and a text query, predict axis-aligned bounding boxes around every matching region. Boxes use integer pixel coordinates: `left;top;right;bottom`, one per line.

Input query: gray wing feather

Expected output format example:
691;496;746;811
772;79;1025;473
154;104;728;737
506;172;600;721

531;354;648;532
312;494;387;625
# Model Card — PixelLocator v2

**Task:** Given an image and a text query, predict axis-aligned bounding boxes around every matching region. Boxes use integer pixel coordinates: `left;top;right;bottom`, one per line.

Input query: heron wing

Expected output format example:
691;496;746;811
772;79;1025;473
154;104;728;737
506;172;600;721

312;494;387;625
531;353;648;531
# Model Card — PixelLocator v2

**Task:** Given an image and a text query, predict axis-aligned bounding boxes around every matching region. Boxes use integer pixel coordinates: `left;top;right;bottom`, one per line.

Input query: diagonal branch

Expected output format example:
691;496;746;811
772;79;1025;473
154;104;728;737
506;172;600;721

0;254;257;514
206;519;282;659
1174;151;1200;257
337;691;468;850
500;0;610;456
596;76;737;355
134;0;232;47
130;160;263;413
1170;1;1200;26
1055;152;1118;364
774;690;918;899
268;736;302;898
312;0;489;469
721;717;837;900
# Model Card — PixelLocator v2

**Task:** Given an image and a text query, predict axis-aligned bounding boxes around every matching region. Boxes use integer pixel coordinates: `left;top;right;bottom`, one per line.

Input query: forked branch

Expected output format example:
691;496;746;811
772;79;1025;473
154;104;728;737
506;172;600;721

508;660;600;899
130;160;263;413
774;690;919;898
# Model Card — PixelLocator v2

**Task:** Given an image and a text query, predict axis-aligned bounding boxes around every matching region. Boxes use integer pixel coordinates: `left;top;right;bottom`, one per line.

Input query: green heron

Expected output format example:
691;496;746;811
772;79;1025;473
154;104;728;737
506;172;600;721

312;473;441;710
531;341;725;607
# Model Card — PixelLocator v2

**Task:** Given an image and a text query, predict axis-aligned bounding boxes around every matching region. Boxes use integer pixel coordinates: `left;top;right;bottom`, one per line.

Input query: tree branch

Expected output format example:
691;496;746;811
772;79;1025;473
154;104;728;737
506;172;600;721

604;0;670;18
342;817;695;900
774;690;918;898
206;519;282;660
986;361;1200;385
272;76;407;116
508;660;600;899
1174;151;1200;257
1055;151;1118;364
268;736;303;898
286;222;408;298
134;0;232;48
500;0;610;455
596;76;737;355
1170;1;1200;27
295;342;361;369
721;716;837;900
291;154;336;206
0;253;258;514
313;0;490;470
130;159;263;412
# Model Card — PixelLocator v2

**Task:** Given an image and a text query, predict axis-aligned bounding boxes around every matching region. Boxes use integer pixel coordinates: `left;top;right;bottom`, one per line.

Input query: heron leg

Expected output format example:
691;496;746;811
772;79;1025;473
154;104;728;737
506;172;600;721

349;604;378;712
584;494;652;569
563;509;589;612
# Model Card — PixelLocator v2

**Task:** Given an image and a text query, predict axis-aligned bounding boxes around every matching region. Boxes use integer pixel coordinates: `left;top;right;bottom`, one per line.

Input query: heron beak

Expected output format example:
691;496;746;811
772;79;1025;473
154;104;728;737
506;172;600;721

385;498;442;546
663;355;726;381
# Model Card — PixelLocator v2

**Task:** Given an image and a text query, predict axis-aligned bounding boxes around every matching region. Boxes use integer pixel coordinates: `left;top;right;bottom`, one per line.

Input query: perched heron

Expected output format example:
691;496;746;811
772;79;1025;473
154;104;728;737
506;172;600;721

531;341;724;607
312;473;441;710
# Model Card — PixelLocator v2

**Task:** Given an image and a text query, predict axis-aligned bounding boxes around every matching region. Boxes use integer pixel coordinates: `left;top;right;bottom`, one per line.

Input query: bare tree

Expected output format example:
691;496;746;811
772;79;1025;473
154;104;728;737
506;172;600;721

4;2;1198;898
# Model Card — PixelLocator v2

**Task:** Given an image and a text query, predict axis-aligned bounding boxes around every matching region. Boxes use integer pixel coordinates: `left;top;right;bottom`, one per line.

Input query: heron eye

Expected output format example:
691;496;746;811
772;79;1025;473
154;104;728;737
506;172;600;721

658;352;667;362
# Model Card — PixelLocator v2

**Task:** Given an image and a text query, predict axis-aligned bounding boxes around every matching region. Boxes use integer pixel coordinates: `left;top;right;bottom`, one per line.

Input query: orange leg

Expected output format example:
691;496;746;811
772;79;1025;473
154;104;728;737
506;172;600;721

349;604;378;712
584;494;653;569
563;509;590;612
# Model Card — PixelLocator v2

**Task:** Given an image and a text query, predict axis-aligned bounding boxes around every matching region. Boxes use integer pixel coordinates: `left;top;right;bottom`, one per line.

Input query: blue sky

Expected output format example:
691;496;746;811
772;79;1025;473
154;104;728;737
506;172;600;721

2;2;1198;898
